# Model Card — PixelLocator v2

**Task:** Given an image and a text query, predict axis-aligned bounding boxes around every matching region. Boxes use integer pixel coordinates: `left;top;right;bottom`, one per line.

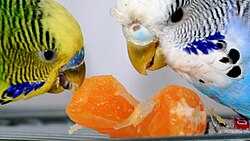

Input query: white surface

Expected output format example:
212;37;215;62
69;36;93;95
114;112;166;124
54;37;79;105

0;0;237;117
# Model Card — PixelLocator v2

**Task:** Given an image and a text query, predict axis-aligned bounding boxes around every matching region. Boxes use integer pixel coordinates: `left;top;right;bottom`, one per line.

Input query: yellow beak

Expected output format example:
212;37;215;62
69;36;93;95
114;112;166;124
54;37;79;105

127;40;167;75
48;62;86;93
63;61;86;89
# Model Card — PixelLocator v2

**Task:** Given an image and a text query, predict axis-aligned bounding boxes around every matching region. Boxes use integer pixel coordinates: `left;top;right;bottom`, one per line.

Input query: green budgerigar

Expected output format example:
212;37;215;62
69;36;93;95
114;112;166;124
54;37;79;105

0;0;85;105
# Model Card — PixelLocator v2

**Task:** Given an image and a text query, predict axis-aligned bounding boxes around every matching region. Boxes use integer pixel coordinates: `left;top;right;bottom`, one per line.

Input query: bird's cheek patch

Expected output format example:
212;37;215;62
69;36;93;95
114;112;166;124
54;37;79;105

2;82;45;100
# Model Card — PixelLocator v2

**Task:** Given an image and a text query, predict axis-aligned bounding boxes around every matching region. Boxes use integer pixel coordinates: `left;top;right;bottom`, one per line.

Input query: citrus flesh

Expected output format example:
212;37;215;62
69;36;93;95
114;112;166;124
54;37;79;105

66;75;207;138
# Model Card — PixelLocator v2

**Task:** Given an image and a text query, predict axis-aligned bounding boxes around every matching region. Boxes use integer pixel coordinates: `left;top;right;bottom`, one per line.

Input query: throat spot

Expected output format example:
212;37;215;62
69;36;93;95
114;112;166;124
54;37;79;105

226;66;242;78
228;49;240;64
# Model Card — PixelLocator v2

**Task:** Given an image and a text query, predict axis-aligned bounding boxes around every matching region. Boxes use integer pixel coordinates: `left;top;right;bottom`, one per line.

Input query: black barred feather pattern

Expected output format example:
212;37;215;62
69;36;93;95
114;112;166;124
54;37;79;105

165;0;249;49
0;0;58;104
0;0;56;51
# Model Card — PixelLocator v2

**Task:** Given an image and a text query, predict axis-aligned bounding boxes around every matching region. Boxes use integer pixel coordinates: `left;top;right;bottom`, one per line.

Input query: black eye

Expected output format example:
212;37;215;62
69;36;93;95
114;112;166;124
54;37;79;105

171;8;183;23
39;49;57;62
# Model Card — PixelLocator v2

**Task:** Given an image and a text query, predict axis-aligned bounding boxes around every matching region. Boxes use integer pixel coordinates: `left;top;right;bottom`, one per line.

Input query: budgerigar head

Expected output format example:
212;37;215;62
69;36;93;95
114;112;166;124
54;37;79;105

0;0;85;103
111;0;227;75
38;0;86;95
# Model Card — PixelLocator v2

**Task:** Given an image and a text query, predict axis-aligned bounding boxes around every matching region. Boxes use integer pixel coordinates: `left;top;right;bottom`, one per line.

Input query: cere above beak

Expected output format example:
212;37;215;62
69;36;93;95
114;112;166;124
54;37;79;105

48;48;86;93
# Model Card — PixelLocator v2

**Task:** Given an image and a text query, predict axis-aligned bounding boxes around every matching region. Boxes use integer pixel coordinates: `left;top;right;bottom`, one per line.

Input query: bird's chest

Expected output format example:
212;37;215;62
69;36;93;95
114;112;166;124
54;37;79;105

169;41;249;88
166;43;250;116
164;25;250;113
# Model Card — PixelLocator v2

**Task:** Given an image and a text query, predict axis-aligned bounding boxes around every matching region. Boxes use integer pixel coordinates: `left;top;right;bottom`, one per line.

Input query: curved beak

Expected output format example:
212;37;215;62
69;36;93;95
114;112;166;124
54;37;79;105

63;61;86;90
127;40;167;75
48;48;86;93
48;62;86;93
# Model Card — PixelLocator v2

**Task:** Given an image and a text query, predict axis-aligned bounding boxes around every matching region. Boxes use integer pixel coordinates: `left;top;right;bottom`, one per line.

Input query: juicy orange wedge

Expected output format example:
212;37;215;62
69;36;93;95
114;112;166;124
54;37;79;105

115;85;207;137
66;75;207;138
66;75;140;138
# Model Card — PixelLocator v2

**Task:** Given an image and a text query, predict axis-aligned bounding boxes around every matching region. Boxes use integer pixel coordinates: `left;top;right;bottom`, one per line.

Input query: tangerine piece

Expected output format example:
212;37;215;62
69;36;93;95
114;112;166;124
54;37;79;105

66;75;141;138
67;75;207;138
115;85;207;137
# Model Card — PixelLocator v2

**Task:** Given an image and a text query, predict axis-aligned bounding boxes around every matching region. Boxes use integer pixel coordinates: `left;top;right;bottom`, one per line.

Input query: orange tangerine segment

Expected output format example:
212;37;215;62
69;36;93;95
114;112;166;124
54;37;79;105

66;75;140;137
115;85;207;137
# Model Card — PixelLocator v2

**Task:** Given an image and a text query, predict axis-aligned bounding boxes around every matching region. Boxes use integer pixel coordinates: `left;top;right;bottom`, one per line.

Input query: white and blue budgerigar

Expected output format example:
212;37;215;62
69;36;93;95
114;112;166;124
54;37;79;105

111;0;250;117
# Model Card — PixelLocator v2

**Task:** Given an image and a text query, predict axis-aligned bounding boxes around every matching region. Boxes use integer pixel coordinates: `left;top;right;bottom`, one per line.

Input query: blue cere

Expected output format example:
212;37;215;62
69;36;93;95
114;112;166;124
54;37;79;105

130;26;154;44
7;82;45;98
183;32;225;55
64;48;85;70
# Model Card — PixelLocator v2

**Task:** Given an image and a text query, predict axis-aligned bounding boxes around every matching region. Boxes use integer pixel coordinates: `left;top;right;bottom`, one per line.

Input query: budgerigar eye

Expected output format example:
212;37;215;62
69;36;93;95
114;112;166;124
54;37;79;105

123;23;154;45
39;49;57;62
171;8;184;23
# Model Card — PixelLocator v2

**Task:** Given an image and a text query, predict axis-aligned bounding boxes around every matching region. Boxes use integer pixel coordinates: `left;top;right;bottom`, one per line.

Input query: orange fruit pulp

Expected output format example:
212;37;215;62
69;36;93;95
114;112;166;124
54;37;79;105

115;85;207;137
66;75;207;138
66;75;141;137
